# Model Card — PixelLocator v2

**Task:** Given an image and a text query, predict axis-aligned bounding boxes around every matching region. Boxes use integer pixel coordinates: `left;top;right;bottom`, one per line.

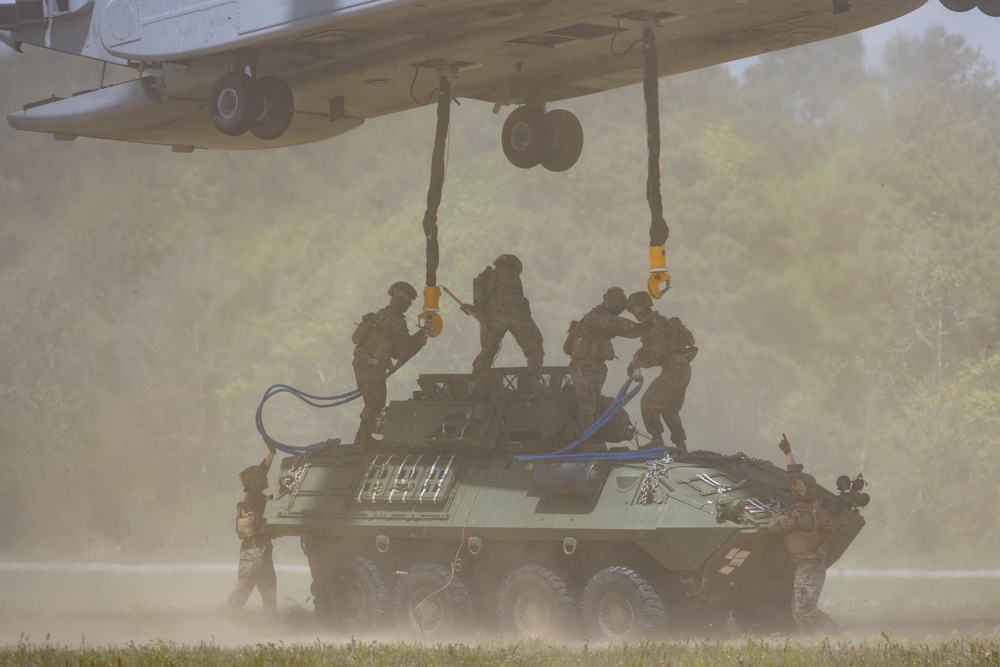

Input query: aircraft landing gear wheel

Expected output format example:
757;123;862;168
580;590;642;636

501;106;551;169
978;0;1000;16
209;72;263;137
394;562;473;640
581;566;667;641
312;553;389;631
540;109;584;172
497;564;576;639
940;0;976;10
251;75;295;140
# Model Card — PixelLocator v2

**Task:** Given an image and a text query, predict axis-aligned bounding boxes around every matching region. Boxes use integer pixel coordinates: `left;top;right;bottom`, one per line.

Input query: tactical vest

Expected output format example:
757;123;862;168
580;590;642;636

784;507;826;554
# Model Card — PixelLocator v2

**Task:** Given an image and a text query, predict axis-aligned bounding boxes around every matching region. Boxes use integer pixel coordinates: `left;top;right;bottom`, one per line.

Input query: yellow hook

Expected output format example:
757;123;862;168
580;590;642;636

647;245;671;298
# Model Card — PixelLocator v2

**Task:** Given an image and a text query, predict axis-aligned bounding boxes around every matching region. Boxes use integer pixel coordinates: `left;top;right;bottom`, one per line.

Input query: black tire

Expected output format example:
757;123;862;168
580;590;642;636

501;106;550;169
312;553;389;631
540;109;584;172
731;593;796;635
393;562;473;640
497;564;577;639
978;0;1000;16
580;566;667;641
209;72;263;137
251;75;295;140
940;0;976;10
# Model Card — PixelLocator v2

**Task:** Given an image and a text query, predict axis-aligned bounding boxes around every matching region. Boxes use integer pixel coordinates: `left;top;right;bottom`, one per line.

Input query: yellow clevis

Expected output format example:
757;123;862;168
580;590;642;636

647;245;671;299
418;285;444;337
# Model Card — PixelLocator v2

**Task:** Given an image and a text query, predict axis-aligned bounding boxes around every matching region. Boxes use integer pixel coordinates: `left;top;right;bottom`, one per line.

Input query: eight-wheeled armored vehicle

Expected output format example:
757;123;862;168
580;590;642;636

263;367;868;640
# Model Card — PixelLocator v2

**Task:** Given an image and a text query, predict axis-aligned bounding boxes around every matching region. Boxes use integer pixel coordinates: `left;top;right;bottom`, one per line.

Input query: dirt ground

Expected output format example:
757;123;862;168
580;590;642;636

2;565;999;647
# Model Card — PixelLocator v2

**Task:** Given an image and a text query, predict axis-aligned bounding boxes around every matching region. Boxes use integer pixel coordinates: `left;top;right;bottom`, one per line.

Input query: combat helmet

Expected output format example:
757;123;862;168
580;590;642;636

239;465;268;493
791;473;818;501
388;281;418;301
626;290;653;313
603;287;628;315
493;254;523;273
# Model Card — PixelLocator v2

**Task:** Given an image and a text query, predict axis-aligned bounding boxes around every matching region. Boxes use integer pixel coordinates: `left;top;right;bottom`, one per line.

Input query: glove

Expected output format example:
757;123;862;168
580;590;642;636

266;440;277;454
460;303;477;317
778;433;791;454
627;363;641;379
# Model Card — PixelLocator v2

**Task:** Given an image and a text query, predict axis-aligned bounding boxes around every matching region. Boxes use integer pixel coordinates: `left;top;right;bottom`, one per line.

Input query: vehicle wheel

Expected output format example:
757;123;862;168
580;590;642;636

497;564;576;639
501;106;551;169
540;109;584;172
312;553;389;631
580;566;667;641
209;71;263;137
978;0;1000;16
394;562;473;640
940;0;976;10
731;593;796;634
251;75;295;140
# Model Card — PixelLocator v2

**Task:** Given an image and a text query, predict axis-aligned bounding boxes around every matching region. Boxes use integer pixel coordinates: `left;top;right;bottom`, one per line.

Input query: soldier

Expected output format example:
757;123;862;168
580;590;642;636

224;440;278;624
470;254;545;386
767;435;837;635
565;287;645;435
352;281;428;449
625;291;697;453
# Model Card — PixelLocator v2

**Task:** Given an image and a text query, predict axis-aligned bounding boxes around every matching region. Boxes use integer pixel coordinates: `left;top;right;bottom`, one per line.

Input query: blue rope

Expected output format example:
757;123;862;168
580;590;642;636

516;374;673;462
255;357;407;455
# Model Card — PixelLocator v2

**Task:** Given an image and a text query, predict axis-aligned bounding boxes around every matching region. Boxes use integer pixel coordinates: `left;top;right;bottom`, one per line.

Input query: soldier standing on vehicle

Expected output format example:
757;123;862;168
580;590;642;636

625;291;696;453
352;281;428;450
565;287;645;434
469;254;545;387
224;440;278;624
767;434;837;635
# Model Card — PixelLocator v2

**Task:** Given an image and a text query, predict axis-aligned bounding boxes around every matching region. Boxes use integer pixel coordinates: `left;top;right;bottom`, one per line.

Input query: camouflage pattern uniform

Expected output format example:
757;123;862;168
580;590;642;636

567;289;643;431
353;293;427;443
767;466;836;634
628;297;695;449
225;460;277;623
471;257;544;377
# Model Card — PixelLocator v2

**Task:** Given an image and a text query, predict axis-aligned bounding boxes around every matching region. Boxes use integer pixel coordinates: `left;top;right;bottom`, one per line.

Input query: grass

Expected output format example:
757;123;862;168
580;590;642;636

2;636;1000;667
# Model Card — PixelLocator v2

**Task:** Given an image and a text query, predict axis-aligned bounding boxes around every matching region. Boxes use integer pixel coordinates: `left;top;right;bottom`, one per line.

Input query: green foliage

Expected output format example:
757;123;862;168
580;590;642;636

3;637;1000;667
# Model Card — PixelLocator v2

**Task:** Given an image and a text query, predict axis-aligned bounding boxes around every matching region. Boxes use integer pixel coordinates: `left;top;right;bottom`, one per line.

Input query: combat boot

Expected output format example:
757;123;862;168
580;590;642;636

674;440;688;455
354;426;379;453
646;433;665;448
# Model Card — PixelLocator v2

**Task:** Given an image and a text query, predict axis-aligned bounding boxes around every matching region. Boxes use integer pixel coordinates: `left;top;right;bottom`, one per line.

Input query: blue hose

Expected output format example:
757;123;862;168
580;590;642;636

255;358;407;455
515;374;674;462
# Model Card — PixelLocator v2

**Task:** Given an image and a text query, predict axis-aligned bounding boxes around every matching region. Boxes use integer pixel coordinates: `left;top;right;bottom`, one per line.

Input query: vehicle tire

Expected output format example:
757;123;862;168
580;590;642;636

580;566;667;641
393;562;473;640
978;0;1000;15
251;75;295;140
312;553;389;631
731;593;796;635
940;0;976;10
497;564;576;639
540;109;584;172
209;72;263;137
501;106;550;169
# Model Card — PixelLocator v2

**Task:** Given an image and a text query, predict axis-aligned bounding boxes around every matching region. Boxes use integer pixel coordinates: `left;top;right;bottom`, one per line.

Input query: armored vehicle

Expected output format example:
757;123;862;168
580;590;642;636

263;367;868;640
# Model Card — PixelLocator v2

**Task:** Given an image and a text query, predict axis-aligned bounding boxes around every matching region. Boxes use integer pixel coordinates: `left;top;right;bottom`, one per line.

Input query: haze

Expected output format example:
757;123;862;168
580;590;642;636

1;14;999;644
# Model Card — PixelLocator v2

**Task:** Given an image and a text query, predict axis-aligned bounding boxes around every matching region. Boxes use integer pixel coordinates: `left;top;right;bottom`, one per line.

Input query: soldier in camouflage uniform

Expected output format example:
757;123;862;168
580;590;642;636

767;435;837;634
353;282;428;449
625;291;697;453
565;287;645;434
470;254;545;385
224;440;278;623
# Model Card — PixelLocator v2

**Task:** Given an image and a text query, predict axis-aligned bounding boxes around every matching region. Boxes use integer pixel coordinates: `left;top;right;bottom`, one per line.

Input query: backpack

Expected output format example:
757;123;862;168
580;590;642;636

235;501;255;539
351;312;378;345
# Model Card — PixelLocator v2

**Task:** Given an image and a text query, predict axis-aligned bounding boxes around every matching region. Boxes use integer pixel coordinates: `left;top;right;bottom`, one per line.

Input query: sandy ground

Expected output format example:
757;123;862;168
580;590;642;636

2;565;999;647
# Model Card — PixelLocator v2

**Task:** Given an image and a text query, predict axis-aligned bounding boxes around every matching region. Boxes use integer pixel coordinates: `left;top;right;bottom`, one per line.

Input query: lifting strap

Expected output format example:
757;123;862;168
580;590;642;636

417;74;451;338
643;25;671;299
